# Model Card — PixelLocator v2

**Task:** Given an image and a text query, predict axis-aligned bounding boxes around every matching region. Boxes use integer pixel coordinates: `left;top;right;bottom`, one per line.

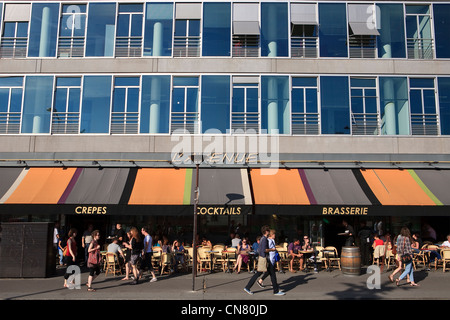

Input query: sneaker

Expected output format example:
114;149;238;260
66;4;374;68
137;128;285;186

243;288;254;295
150;277;157;283
274;291;286;296
257;280;265;288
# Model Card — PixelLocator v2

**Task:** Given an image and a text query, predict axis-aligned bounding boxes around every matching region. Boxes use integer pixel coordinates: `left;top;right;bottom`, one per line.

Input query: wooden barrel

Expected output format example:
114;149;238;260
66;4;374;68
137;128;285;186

341;246;361;276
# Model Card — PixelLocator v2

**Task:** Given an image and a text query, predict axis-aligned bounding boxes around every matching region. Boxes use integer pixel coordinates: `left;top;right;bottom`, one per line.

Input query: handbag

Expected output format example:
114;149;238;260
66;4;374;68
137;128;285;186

400;237;412;265
274;251;281;262
257;256;267;272
87;241;100;267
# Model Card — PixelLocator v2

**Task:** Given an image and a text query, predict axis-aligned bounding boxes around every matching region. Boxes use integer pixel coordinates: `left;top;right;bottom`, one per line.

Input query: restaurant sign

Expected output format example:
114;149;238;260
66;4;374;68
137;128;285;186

75;206;107;215
322;206;369;216
197;206;242;215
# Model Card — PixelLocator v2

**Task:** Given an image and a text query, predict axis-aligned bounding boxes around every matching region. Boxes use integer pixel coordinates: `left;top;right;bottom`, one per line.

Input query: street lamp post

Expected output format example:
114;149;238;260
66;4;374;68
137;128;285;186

191;154;203;292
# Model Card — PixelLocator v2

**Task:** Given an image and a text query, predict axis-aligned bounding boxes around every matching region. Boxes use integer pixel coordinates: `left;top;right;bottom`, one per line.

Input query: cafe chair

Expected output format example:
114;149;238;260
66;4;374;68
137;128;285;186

223;247;237;272
314;246;326;270
212;245;225;272
441;249;450;272
160;252;174;275
385;249;396;271
197;246;212;273
151;246;162;271
428;245;441;270
413;245;428;269
372;245;385;267
184;247;194;272
105;252;122;277
324;246;341;270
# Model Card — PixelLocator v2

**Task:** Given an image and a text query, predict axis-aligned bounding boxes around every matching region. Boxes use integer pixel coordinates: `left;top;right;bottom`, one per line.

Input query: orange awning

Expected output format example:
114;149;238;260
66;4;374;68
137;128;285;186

250;168;310;205
4;167;77;204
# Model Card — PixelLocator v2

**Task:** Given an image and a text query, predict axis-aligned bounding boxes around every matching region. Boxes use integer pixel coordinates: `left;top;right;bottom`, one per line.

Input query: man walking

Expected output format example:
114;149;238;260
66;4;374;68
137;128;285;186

244;225;285;296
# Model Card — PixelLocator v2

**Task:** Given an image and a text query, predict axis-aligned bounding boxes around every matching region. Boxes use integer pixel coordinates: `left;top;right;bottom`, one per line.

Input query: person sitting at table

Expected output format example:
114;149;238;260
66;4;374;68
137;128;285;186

231;234;242;248
300;236;313;269
441;234;450;248
107;236;125;268
201;237;212;248
287;238;302;272
172;239;186;272
233;237;251;274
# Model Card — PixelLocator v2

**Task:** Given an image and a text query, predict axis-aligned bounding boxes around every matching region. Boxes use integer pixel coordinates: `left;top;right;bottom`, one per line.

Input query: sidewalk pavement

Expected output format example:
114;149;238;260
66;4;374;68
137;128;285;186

0;265;449;301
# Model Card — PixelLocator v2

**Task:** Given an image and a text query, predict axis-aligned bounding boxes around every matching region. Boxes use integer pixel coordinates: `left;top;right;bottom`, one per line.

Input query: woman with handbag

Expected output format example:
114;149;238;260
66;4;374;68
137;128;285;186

86;230;101;292
394;227;419;287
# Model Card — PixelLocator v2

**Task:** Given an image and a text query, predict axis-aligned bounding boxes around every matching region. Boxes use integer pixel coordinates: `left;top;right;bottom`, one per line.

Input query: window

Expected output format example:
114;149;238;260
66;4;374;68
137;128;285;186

318;3;348;58
0;77;23;134
348;4;379;58
406;5;433;59
232;3;260;57
290;3;318;58
112;77;140;134
201;76;230;133
22;76;54;134
261;3;288;57
232;77;260;133
140;75;171;133
261;76;290;134
350;78;379;135
85;3;116;57
434;4;450;59
377;4;406;58
171;77;199;133
409;78;438;135
116;4;143;57
52;77;82;134
144;3;173;57
28;3;59;57
58;4;86;58
80;76;112;134
291;77;319;135
0;4;30;58
320;76;350;134
173;3;201;57
438;78;450;135
202;3;231;57
379;77;410;135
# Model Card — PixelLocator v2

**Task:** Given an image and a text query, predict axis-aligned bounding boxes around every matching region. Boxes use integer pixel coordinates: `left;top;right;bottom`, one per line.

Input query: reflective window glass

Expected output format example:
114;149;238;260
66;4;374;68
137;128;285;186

140;75;171;133
86;3;116;57
202;2;231;57
320;76;350;134
80;76;112;133
28;3;59;57
144;3;173;56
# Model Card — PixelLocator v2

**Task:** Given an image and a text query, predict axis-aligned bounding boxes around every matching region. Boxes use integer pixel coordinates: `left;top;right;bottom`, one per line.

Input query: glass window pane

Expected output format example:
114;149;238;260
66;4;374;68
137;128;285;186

117;15;130;37
11;89;23;113
17;22;29;38
172;88;185;113
3;23;16;38
131;14;143;37
186;88;198;113
261;76;290;134
423;90;436;114
305;88;318;113
81;76;112;133
28;3;60;57
247;88;258;113
438;78;450;135
144;3;173;57
173;77;198;87
0;89;9;113
379;77;410;135
175;20;187;37
434;4;450;58
54;88;68;113
292;89;304;113
377;4;406;58
113;88;126;112
202;3;231;57
409;90;423;114
127;88;140;113
319;3;348;57
232;88;244;113
67;88;81;113
320;76;350;134
86;3;116;57
365;97;377;114
261;3;288;57
22;76;54;133
201;75;230;133
140;75;171;134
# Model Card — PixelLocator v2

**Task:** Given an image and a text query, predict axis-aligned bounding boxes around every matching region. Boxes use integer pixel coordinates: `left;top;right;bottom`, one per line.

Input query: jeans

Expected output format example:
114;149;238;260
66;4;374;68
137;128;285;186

399;261;414;283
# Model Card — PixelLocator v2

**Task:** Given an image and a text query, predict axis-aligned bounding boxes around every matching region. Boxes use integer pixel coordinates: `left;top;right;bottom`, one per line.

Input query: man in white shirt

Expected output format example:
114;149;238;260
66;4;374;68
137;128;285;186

441;234;450;247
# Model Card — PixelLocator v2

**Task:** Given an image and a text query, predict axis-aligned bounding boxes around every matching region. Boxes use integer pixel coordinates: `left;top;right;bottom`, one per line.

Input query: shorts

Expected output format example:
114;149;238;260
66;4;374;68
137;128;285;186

130;254;141;266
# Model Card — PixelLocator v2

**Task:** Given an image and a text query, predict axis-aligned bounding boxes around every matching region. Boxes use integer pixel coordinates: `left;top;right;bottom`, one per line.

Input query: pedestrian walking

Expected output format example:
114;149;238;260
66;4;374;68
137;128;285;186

394;227;419;287
129;227;144;285
63;228;78;288
244;225;285;296
86;230;101;292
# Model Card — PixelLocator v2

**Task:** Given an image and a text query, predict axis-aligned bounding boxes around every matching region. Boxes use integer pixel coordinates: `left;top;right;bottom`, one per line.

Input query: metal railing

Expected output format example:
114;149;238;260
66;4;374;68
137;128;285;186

115;37;142;58
292;113;320;135
291;37;318;58
351;113;380;135
231;112;260;133
111;112;139;134
173;36;201;57
57;37;85;58
232;35;259;57
0;112;21;134
407;38;434;59
51;112;80;134
411;113;439;135
349;35;377;58
170;112;199;133
0;38;27;58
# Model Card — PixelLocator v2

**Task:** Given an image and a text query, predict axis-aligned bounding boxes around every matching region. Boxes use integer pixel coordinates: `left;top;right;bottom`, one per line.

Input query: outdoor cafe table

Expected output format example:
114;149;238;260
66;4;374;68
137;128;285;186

299;250;314;272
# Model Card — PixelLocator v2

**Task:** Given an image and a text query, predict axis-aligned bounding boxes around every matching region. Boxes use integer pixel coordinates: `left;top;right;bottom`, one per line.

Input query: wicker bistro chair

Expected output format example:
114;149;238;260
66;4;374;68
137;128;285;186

323;246;341;270
160;252;174;275
413;244;429;269
372;245;386;267
197;246;212;273
441;249;450;272
385;248;396;271
212;245;226;272
222;247;237;272
105;252;122;277
151;246;162;271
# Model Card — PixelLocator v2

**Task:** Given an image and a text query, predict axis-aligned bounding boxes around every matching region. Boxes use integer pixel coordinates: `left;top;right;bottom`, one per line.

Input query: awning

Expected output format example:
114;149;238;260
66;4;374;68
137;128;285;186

0;167;449;217
250;168;450;216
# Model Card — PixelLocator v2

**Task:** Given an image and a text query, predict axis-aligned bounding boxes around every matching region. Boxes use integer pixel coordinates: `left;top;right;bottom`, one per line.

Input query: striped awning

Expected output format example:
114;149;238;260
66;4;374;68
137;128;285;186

0;167;449;216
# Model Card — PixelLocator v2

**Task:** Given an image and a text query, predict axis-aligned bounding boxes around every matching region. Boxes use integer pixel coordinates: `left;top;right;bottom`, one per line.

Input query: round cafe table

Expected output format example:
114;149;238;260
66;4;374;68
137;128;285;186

299;250;314;272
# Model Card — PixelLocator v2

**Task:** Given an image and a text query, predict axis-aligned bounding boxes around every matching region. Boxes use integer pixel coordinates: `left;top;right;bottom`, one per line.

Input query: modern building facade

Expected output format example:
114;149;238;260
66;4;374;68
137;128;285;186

0;0;450;248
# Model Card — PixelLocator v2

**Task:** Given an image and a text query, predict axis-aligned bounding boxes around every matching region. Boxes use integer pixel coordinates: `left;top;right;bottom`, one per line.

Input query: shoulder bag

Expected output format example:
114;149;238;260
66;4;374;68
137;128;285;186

400;237;412;265
87;240;100;267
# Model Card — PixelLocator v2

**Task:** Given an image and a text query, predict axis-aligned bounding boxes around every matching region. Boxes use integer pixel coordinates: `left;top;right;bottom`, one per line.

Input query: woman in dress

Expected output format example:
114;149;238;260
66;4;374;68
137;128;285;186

233;238;251;274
